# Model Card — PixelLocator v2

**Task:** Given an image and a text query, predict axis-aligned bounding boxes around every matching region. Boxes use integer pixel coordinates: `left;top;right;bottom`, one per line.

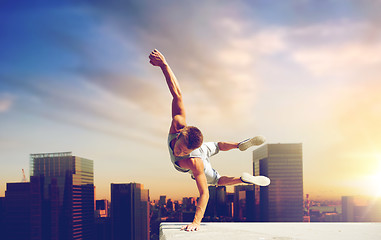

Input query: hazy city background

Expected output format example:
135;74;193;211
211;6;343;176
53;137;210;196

1;0;381;203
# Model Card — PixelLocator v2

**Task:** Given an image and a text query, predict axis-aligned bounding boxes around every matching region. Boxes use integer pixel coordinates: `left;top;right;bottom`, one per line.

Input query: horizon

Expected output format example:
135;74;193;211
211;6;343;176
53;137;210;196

1;1;381;202
1;147;380;202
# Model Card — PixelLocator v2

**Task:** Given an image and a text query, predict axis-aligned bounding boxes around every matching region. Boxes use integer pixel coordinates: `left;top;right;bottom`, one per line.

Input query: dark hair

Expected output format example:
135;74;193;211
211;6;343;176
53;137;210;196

179;126;203;150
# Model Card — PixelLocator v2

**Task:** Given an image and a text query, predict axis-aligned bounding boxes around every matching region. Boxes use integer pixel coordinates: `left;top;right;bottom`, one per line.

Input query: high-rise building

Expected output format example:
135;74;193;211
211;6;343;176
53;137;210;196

253;143;304;222
166;199;174;212
206;186;227;219
30;152;94;240
342;196;381;222
159;196;166;207
233;185;256;221
182;197;196;211
111;183;150;240
226;193;234;218
342;196;355;222
96;199;109;218
4;178;42;240
0;197;5;238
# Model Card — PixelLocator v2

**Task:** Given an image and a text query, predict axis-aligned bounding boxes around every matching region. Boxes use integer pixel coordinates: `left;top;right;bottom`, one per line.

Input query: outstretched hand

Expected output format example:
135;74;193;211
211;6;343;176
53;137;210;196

149;49;167;67
181;223;200;232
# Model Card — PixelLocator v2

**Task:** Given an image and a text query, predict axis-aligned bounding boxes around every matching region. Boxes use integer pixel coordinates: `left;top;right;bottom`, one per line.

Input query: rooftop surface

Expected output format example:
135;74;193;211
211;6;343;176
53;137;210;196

160;222;381;240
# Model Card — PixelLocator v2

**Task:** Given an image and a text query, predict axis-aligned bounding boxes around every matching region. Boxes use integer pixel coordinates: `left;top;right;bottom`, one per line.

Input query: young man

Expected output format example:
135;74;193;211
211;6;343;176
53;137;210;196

149;49;270;231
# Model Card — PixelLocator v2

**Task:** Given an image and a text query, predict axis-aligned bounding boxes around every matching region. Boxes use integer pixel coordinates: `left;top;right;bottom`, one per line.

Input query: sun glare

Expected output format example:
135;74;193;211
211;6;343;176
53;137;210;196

369;155;381;197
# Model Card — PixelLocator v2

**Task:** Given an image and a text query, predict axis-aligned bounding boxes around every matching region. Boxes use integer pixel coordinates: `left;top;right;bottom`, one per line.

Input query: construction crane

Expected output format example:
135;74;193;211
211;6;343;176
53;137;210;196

22;168;27;182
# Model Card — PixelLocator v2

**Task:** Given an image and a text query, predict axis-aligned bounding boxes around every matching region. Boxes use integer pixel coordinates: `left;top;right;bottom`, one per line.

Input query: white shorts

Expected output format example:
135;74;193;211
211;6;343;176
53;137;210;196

189;142;221;185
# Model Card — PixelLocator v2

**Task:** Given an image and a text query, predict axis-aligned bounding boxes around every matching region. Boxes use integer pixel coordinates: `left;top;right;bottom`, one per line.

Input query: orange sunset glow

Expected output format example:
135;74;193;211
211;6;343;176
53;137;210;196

1;1;381;202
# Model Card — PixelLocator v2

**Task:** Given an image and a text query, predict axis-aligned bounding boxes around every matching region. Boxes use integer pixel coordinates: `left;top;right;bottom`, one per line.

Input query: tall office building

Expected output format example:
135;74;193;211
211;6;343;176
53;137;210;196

253;143;304;222
233;185;256;221
226;193;235;218
96;199;109;218
4;177;42;240
111;183;150;240
95;199;111;240
30;152;94;240
0;197;5;238
206;186;227;219
159;195;166;207
342;196;381;222
342;196;355;222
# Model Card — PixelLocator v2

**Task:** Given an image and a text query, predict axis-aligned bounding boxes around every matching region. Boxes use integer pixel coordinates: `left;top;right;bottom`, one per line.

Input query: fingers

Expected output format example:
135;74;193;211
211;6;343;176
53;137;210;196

149;51;159;60
149;49;161;58
149;49;158;56
181;224;199;232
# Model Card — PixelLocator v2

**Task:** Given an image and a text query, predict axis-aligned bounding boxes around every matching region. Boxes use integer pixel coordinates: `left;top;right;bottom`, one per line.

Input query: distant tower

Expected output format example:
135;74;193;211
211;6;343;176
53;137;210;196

0;197;5;238
22;169;27;182
96;199;109;218
342;196;355;222
30;152;94;240
159;196;166;207
233;185;256;221
206;185;227;219
111;183;150;240
4;177;42;240
304;194;311;222
253;143;304;222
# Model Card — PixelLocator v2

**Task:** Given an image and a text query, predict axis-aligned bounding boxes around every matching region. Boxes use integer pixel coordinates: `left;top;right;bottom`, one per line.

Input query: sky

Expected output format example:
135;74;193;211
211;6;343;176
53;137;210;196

1;0;381;201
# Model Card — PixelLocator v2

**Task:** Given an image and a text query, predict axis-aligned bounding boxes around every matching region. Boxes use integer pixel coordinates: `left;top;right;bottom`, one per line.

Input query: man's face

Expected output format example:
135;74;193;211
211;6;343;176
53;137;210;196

173;136;193;157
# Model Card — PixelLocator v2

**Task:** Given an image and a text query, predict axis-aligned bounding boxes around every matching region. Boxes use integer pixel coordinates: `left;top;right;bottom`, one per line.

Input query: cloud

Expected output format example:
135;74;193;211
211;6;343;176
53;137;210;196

0;93;14;113
292;41;381;76
287;20;381;75
3;1;381;149
41;2;266;129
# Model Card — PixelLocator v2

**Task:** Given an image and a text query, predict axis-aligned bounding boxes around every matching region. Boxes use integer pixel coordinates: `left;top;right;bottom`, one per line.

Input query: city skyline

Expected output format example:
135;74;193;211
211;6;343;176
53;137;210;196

1;1;381;201
1;147;379;202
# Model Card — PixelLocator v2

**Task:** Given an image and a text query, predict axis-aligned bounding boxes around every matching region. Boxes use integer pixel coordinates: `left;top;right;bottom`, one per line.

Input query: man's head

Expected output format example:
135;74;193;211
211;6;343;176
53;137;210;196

173;126;203;157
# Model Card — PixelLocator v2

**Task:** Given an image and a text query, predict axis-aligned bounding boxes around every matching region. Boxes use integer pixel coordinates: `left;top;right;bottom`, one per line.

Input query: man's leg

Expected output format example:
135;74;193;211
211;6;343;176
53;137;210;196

217;176;242;185
215;141;257;186
217;142;239;151
217;136;266;152
218;174;271;186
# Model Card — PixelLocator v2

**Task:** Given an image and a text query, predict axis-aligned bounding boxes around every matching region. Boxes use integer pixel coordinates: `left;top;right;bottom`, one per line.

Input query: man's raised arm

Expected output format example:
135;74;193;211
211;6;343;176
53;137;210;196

149;49;186;132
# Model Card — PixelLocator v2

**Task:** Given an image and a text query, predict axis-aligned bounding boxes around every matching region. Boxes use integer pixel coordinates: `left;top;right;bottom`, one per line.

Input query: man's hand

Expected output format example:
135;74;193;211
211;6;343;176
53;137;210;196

181;223;200;232
149;49;167;67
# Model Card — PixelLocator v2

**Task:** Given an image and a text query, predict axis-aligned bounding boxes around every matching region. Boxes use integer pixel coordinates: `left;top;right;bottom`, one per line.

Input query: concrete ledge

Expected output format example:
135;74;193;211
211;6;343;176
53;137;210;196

160;222;381;240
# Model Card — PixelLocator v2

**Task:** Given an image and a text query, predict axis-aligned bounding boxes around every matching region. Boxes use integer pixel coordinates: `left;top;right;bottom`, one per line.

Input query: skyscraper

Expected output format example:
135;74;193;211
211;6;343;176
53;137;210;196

0;197;5;238
206;185;227;219
253;143;304;222
96;199;109;218
111;183;150;240
342;196;355;222
4;177;42;240
342;196;381;222
30;152;94;240
233;185;256;221
159;196;166;207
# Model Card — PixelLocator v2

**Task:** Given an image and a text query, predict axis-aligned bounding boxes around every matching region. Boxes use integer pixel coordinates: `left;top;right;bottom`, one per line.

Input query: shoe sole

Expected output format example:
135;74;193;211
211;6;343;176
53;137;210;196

238;136;265;151
240;173;270;186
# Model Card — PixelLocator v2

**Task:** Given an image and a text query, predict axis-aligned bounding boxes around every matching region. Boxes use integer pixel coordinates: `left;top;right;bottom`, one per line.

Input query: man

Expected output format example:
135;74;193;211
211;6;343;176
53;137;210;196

149;49;270;231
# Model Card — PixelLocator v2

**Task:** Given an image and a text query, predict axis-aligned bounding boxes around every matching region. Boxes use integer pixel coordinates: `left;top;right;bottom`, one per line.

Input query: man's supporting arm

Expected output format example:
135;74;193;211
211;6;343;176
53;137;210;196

179;158;209;231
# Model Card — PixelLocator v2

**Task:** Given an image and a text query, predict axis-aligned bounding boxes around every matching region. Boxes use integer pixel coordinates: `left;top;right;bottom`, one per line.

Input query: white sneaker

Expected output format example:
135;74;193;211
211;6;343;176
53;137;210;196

240;172;270;186
238;136;266;151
